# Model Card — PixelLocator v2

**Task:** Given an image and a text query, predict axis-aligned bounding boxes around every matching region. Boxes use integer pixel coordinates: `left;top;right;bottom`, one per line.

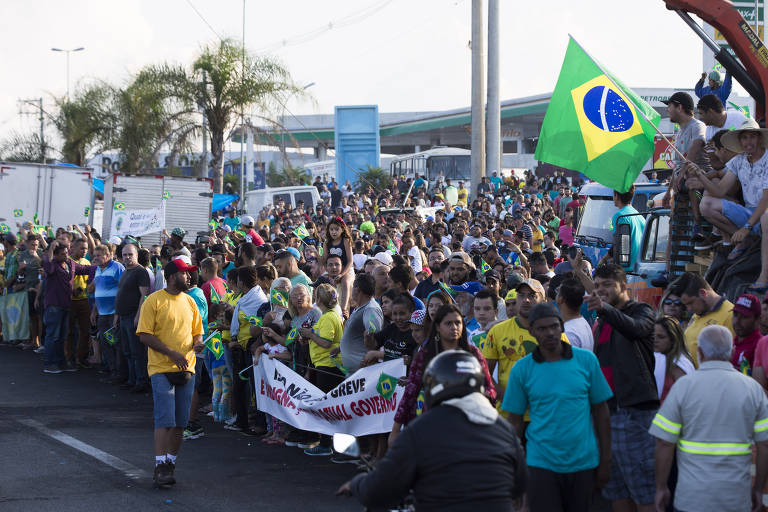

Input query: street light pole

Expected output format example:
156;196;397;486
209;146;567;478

51;47;85;101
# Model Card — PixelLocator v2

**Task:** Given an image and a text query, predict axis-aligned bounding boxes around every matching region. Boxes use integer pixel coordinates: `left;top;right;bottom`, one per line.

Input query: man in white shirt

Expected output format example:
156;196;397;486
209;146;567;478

557;278;594;351
697;94;747;142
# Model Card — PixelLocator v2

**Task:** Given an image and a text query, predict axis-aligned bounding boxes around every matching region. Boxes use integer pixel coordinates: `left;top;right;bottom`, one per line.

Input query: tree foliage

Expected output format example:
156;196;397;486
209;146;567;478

354;165;391;195
266;161;311;187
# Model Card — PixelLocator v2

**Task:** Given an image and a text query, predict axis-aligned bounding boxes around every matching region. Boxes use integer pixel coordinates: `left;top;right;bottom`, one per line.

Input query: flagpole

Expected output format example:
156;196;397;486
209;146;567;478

568;35;688;164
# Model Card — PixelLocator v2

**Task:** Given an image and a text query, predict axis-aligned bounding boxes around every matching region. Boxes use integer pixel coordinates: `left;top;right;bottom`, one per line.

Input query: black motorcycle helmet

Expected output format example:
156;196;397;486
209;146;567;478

422;349;485;409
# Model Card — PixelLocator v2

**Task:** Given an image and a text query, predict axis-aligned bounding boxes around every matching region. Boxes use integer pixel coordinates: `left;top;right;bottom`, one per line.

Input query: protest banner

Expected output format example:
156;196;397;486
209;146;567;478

253;354;405;437
110;201;165;237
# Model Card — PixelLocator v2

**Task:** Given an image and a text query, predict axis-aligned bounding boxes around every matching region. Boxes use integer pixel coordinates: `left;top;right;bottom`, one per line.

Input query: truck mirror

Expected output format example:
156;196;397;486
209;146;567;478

613;223;632;267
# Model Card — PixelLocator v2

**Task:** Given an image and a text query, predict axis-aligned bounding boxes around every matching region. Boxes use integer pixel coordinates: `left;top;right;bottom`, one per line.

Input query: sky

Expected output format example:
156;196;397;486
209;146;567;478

0;0;741;151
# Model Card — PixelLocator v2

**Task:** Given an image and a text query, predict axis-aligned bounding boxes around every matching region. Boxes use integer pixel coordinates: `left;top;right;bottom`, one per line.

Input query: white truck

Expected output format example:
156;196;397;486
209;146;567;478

101;175;213;245
0;162;97;233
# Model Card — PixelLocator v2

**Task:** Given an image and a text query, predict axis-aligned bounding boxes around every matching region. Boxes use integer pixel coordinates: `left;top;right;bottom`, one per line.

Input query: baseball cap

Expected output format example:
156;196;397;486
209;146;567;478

240;215;255;226
448;251;476;270
409;309;427;326
528;302;563;327
108;235;122;245
448;281;484;296
164;258;198;279
3;233;18;245
280;247;301;260
709;70;722;82
373;251;393;266
516;278;546;297
733;293;761;317
506;271;524;289
504;289;518;301
662;92;694;112
502;229;514;237
483;269;501;283
171;227;186;238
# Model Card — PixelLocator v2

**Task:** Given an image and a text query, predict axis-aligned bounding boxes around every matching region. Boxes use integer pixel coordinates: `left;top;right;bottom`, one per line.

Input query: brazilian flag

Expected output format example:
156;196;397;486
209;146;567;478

535;37;660;193
204;331;225;360
376;372;397;400
480;259;491;274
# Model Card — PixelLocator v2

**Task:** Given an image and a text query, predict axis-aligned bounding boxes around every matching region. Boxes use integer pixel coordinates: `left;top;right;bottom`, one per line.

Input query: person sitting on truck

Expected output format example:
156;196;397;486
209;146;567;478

611;185;645;272
697;94;746;142
692;119;768;294
694;69;732;104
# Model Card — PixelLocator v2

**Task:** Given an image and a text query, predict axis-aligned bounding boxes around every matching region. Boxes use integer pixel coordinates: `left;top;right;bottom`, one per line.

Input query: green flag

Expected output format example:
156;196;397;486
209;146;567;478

0;223;9;234
438;281;458;297
204;331;224;360
534;37;660;193
210;285;222;304
248;315;262;327
114;202;126;210
367;312;378;334
285;327;299;345
376;372;397;400
480;259;491;274
293;224;310;240
387;239;397;255
270;288;289;308
103;326;117;346
13;209;23;218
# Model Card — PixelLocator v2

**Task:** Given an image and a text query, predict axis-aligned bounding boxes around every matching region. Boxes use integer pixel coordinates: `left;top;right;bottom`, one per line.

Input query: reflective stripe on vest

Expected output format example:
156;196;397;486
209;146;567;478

652;413;681;435
678;439;751;456
755;418;768;433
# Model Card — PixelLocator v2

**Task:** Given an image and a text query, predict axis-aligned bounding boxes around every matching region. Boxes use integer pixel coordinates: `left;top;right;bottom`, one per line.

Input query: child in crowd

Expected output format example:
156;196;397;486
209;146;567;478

468;289;499;350
380;288;400;326
207;303;232;423
253;321;291;445
363;292;417;366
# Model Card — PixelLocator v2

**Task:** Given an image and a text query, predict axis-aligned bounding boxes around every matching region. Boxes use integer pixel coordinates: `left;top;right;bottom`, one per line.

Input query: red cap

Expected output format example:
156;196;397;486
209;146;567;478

733;293;761;317
164;258;198;278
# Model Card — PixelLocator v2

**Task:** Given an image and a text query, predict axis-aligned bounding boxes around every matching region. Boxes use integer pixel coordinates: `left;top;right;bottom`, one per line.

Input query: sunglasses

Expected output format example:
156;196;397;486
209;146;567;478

663;298;682;306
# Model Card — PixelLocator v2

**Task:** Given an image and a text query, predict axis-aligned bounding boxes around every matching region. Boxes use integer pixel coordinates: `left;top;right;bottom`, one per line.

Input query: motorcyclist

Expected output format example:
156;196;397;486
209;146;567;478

336;349;527;511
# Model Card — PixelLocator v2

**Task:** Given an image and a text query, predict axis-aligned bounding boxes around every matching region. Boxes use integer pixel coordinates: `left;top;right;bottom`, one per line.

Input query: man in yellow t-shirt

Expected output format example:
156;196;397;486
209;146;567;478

67;238;92;367
137;258;203;488
679;273;734;366
483;279;568;410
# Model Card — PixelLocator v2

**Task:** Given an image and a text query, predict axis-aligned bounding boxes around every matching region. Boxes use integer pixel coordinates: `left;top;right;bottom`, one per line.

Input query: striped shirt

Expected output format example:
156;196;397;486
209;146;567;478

94;260;124;315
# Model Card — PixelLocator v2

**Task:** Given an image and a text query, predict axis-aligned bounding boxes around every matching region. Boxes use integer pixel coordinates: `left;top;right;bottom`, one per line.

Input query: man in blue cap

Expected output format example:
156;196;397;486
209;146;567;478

274;247;313;291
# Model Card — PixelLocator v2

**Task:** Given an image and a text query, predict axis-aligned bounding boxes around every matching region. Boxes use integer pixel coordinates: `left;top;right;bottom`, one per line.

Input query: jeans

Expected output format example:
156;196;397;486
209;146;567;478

120;314;147;387
98;314;127;379
43;305;70;367
66;299;90;362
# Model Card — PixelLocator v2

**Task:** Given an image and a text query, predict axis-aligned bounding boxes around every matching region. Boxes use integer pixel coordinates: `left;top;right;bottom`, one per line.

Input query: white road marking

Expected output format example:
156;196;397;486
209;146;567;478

17;418;149;480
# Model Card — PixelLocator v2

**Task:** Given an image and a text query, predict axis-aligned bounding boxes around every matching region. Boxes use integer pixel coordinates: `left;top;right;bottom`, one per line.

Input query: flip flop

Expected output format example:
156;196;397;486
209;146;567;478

727;247;747;261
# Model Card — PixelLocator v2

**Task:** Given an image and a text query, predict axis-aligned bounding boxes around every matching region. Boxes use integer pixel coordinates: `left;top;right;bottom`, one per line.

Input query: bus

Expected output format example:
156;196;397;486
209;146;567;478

389;147;471;190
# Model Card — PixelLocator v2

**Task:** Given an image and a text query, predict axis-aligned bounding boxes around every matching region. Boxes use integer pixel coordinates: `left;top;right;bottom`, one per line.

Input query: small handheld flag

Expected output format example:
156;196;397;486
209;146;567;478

162;190;171;200
270;289;289;309
114;202;126;210
416;389;425;416
83;206;90;217
387;239;397;255
210;285;222;304
203;331;224;360
367;312;378;334
13;209;23;218
318;245;323;256
438;281;458;297
293;224;310;240
330;352;348;375
285;327;299;345
248;315;262;327
480;259;492;274
0;223;9;234
103;326;117;346
376;372;397;400
207;321;217;331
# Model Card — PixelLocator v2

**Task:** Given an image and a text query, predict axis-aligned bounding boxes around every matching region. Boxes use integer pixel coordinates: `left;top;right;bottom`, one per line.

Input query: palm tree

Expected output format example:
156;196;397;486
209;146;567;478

191;39;305;192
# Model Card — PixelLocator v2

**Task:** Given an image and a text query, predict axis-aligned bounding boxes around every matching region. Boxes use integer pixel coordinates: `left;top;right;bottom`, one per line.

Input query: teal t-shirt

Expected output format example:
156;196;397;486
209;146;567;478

502;346;613;473
490;176;502;190
185;287;209;337
611;204;645;271
222;216;241;231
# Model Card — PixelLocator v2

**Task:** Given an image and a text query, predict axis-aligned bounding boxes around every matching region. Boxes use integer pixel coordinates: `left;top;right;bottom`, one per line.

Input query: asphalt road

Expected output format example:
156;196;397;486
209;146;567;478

0;346;361;512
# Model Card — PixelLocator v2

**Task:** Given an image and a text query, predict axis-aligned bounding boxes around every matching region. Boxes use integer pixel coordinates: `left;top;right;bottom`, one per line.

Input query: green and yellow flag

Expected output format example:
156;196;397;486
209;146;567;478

534;37;660;193
210;285;222;304
270;288;289;309
376;372;397;400
293;224;310;240
285;327;299;345
480;259;491;274
0;223;9;234
103;327;117;346
204;331;225;360
248;315;262;327
386;239;397;255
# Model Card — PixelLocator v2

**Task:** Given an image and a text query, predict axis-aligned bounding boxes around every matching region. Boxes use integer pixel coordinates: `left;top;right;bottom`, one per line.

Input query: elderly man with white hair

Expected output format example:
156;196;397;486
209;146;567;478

650;325;768;512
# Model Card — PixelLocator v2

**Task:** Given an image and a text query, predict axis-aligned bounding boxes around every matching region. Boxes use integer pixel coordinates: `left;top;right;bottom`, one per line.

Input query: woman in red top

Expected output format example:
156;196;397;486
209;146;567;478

389;303;496;447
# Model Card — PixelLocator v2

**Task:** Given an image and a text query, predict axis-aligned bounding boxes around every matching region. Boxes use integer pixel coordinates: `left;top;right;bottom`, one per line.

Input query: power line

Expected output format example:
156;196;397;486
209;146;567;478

184;0;223;40
255;0;396;53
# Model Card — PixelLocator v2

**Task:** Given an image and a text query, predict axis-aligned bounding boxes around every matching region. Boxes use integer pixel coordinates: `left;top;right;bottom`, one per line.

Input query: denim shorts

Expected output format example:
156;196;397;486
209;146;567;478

721;199;761;234
151;372;194;428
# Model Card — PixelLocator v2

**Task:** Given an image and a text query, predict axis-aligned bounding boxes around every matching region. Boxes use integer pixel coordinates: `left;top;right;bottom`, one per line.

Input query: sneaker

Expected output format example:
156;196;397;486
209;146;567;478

298;439;319;449
330;453;360;464
43;365;63;374
183;423;204;440
304;445;333;456
284;431;302;447
63;362;78;372
33;346;45;354
166;461;176;485
223;423;243;432
224;414;238;426
153;462;174;487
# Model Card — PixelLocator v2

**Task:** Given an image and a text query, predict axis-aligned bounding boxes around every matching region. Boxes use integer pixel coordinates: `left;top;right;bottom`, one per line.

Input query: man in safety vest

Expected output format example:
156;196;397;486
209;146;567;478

650;324;768;512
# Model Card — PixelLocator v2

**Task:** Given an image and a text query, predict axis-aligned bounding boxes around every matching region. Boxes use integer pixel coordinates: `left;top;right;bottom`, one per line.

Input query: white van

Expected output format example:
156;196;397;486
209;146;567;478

244;186;321;215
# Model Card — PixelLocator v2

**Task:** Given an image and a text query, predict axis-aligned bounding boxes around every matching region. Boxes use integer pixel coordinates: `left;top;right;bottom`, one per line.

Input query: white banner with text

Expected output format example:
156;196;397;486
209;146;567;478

110;201;165;237
252;355;405;436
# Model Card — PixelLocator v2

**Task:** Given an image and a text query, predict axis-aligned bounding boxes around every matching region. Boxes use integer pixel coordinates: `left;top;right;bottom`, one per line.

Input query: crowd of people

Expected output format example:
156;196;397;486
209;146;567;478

3;160;768;510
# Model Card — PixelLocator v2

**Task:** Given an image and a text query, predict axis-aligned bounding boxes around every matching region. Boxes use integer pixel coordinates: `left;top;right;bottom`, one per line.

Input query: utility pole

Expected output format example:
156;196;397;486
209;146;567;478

239;0;246;208
51;47;85;101
486;0;501;180
471;0;487;197
200;70;208;179
19;98;45;162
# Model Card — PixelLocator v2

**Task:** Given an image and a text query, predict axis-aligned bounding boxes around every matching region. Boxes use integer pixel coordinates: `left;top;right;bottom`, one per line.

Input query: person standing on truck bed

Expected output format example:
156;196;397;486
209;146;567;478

694;69;732;105
611;185;645;272
691;119;768;294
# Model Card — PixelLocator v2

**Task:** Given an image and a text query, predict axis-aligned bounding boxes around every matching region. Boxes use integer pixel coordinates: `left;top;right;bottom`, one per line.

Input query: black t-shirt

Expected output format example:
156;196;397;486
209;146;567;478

115;266;150;316
374;324;417;361
413;278;440;301
330;189;342;209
